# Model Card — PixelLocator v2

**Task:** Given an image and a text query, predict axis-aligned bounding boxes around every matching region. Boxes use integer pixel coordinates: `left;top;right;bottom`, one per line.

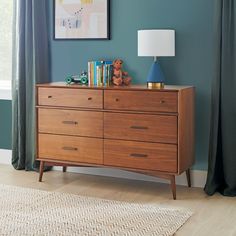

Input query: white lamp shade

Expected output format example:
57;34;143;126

138;29;175;57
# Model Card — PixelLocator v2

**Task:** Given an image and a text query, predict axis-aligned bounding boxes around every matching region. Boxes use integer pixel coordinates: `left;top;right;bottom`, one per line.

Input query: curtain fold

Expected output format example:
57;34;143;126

204;0;236;196
12;0;50;170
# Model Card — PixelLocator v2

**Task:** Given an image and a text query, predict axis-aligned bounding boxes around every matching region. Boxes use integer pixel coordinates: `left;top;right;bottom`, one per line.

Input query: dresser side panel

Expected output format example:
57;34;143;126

178;87;195;174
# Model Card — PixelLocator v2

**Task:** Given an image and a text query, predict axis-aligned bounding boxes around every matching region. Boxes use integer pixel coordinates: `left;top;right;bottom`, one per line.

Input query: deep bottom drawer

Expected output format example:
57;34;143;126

38;134;103;164
104;140;177;172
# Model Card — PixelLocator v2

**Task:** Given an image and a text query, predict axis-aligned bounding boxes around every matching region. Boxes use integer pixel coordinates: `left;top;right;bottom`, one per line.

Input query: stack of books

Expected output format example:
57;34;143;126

88;60;113;86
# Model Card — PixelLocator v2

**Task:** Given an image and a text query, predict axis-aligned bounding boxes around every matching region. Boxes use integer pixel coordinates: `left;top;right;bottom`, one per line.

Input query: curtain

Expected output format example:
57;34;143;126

12;0;50;170
204;0;236;196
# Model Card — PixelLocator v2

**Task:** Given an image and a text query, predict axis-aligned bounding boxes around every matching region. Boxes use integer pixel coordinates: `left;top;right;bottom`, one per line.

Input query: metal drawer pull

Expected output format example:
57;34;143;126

130;126;148;130
48;95;52;98
160;100;165;104
62;121;78;125
62;147;78;151
130;153;148;158
88;97;92;100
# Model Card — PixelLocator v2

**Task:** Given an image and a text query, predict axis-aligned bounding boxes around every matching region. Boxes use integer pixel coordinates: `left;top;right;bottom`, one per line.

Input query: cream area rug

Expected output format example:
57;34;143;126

0;184;192;236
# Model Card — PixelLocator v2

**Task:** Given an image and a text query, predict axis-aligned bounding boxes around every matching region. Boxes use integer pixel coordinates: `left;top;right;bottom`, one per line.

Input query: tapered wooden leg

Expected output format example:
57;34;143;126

63;166;67;172
170;175;176;200
39;161;44;182
186;169;191;187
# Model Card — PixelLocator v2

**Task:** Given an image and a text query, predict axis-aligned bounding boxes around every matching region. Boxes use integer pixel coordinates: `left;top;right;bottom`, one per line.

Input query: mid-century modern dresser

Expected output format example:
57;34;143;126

36;83;195;199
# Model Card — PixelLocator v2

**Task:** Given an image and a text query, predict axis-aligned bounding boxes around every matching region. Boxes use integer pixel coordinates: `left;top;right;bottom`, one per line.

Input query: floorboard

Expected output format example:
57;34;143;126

0;164;235;236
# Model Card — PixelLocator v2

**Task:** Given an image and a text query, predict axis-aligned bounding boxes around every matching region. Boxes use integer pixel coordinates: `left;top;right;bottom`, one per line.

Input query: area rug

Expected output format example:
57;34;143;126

0;184;192;236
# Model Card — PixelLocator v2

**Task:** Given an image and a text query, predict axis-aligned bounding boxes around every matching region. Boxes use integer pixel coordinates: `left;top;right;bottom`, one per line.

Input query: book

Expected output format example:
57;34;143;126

88;61;91;86
88;60;113;86
96;65;103;86
88;61;95;86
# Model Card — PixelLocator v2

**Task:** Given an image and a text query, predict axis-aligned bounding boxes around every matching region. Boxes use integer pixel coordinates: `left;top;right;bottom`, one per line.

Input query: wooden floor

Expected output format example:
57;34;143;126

0;164;235;236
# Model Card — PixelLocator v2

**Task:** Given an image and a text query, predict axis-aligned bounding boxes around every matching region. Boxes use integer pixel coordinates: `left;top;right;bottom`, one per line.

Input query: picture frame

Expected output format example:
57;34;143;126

54;0;110;40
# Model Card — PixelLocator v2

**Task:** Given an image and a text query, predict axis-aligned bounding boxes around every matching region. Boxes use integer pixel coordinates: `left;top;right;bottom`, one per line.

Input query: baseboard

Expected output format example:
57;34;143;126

0;149;207;188
0;149;12;165
53;166;207;188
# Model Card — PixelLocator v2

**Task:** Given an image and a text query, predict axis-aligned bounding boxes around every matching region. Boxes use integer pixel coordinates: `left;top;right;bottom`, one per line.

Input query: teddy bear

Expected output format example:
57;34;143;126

112;59;132;86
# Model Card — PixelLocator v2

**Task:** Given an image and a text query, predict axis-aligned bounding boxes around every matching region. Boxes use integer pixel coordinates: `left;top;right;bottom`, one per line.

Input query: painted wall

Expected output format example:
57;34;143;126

0;0;214;171
0;100;12;149
50;0;214;170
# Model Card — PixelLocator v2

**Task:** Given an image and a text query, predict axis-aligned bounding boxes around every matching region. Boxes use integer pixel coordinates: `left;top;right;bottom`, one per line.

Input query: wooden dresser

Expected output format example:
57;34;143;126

36;83;195;199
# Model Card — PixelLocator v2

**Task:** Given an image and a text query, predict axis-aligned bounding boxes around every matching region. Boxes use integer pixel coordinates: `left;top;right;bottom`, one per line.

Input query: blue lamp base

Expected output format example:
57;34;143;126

146;61;165;89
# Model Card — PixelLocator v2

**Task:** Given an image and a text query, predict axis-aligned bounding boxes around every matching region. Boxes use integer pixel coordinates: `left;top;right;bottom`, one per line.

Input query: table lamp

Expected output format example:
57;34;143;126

138;29;175;89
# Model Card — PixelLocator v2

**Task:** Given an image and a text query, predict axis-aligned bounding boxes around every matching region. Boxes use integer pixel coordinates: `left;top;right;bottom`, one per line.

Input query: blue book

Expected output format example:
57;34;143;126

93;61;104;86
93;60;112;86
103;61;112;86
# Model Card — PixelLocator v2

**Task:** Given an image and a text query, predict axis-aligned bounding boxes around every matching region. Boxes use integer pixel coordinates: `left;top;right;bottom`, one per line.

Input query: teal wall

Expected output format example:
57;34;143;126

0;100;12;149
49;0;214;170
0;0;214;171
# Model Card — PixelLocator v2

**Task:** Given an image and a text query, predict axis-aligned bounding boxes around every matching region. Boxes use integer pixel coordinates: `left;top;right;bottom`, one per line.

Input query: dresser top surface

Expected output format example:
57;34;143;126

37;82;194;92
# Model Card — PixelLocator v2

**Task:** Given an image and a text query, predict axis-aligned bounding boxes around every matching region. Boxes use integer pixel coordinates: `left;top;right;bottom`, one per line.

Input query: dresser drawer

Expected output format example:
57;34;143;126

38;108;103;138
38;87;103;109
104;113;177;144
104;90;178;112
38;134;103;164
104;140;177;172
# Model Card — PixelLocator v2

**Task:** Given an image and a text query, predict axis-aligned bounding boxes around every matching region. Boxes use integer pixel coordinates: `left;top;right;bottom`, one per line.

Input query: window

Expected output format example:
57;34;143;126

0;0;13;100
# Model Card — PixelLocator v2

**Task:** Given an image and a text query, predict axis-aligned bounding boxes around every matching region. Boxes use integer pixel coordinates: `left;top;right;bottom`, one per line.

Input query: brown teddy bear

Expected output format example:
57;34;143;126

112;59;132;86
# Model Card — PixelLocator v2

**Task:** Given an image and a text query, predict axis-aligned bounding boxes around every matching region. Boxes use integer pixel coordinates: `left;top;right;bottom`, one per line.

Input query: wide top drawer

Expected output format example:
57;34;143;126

37;87;103;109
104;90;178;113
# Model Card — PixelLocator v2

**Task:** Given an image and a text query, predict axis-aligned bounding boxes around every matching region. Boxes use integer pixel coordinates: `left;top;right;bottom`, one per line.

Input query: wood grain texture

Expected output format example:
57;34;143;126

36;159;178;176
36;82;194;91
104;139;177;172
104;112;177;144
39;161;44;182
36;105;177;116
104;90;178;112
38;134;103;164
178;87;195;174
36;83;195;199
170;175;176;200
38;87;103;109
38;108;103;138
186;169;191;187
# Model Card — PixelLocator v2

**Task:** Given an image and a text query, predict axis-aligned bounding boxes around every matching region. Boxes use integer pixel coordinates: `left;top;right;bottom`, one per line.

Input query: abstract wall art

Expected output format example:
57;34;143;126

54;0;110;40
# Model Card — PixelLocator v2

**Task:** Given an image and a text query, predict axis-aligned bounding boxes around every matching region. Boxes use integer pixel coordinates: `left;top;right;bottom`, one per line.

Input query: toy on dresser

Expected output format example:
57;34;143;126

112;59;132;86
65;71;88;85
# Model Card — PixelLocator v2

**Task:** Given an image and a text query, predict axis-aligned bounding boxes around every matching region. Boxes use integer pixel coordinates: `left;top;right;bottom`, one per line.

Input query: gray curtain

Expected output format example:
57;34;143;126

12;0;50;170
204;0;236;196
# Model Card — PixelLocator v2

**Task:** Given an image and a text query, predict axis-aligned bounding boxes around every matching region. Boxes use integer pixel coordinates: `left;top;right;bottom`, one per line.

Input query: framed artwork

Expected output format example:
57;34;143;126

54;0;110;40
